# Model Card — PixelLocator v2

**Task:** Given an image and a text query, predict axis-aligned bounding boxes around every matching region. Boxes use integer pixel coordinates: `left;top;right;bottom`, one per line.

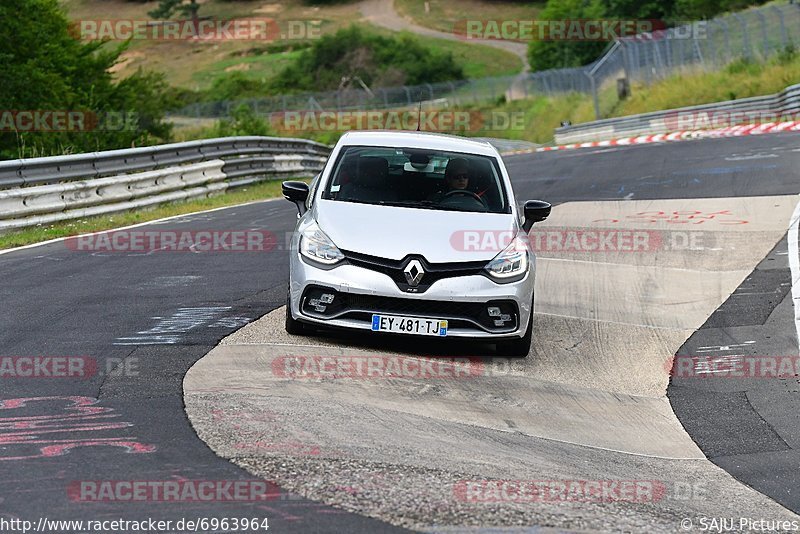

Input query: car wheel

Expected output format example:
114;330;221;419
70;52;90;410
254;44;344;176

285;291;308;336
496;303;533;358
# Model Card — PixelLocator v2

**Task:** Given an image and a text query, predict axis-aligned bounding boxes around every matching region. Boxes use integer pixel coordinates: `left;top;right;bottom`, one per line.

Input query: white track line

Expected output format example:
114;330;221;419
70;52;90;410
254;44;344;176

789;196;800;353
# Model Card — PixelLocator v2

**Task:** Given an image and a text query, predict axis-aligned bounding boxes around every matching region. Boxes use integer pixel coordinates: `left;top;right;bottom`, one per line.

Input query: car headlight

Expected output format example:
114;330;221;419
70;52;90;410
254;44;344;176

299;222;344;265
484;235;529;282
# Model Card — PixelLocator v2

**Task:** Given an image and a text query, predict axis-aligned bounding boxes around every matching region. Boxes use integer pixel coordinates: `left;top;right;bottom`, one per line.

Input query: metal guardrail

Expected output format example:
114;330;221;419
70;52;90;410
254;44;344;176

0;136;329;232
553;83;800;144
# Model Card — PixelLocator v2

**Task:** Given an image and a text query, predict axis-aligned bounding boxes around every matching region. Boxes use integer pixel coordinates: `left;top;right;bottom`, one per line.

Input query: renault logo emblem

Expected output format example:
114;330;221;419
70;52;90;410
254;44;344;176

403;259;425;287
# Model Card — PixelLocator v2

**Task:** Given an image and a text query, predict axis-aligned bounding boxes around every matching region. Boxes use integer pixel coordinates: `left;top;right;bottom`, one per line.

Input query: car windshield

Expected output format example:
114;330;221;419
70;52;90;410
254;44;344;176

321;145;509;214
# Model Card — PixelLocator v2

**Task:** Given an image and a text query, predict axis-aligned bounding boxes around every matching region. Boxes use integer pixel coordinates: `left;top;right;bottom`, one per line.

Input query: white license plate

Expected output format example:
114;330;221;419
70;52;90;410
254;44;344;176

371;314;448;337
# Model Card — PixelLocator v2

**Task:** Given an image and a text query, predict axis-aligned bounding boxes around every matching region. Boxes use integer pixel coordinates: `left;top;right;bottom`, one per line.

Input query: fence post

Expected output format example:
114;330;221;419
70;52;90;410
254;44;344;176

705;22;716;67
587;71;600;120
772;6;788;48
633;42;643;83
693;39;704;67
446;81;457;106
733;13;751;59
619;40;631;82
754;10;769;58
719;19;731;64
425;83;434;101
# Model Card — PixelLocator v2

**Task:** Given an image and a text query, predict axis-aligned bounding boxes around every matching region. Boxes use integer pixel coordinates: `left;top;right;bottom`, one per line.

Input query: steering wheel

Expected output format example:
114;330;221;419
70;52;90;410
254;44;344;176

443;189;484;202
439;189;489;210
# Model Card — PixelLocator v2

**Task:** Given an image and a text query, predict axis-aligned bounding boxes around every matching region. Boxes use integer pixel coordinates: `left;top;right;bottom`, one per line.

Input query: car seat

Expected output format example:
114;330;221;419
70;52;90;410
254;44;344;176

339;156;396;203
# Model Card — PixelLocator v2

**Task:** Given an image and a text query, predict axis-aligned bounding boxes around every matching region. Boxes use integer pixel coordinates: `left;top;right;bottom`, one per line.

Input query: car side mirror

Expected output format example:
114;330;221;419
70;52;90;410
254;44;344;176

282;181;309;216
522;200;551;232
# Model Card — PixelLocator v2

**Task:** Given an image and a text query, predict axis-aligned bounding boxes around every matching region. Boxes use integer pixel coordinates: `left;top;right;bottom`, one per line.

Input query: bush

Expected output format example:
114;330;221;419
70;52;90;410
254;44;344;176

270;26;465;93
205;72;273;102
212;105;274;137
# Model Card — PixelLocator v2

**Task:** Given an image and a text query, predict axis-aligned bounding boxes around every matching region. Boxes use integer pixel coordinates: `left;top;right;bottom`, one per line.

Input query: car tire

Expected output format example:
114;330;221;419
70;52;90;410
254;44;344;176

285;291;308;336
496;303;533;358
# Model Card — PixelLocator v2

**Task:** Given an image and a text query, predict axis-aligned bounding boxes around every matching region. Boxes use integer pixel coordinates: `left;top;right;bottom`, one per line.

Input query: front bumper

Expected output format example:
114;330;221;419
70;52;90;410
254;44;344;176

288;254;535;339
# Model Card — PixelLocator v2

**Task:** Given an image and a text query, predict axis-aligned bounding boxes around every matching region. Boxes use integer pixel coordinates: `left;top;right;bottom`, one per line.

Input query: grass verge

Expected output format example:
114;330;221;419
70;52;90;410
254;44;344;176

0;178;304;250
401;31;523;78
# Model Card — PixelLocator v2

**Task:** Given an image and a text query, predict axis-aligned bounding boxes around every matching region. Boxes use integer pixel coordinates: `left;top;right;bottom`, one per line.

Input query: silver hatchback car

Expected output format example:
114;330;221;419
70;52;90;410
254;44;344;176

282;131;550;356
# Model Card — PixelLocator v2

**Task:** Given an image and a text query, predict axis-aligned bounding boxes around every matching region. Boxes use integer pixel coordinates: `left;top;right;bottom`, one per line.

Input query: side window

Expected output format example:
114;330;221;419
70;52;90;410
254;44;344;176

305;173;321;210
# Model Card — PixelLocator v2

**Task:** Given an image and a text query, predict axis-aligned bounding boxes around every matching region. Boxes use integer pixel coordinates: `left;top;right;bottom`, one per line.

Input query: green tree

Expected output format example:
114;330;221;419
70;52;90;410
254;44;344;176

602;0;675;20
528;0;609;71
0;0;171;159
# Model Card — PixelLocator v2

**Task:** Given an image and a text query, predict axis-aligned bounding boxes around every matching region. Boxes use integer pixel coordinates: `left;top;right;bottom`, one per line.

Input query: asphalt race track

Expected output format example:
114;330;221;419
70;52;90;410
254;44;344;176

1;133;799;532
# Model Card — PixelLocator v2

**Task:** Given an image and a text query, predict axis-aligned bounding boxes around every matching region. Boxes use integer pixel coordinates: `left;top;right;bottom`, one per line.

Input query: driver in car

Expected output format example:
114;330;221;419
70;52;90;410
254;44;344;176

429;157;471;202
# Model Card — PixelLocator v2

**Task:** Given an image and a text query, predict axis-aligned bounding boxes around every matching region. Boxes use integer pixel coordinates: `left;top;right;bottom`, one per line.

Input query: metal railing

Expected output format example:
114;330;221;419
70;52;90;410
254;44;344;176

169;4;800;123
0;137;329;232
553;82;800;144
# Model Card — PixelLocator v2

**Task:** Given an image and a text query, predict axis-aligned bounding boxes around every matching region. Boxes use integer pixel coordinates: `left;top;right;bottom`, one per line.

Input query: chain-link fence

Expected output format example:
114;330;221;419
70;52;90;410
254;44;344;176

620;5;800;84
170;3;800;121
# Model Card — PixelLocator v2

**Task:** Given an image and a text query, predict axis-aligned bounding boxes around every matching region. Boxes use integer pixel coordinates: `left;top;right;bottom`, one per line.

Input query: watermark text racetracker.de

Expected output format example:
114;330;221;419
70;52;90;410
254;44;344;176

65;230;278;253
73;18;320;41
272;355;485;379
454;19;706;41
0;355;139;379
456;479;709;504
0;111;138;132
67;480;282;502
670;355;800;379
270;110;527;133
451;228;707;253
665;109;800;131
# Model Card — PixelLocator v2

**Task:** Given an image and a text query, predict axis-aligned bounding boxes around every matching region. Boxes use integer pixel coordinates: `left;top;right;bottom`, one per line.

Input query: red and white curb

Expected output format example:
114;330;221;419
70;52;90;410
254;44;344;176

502;121;800;155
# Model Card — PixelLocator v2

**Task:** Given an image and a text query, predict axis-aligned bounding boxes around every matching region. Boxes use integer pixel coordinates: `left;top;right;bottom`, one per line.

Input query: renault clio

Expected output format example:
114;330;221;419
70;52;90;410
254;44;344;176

281;131;550;356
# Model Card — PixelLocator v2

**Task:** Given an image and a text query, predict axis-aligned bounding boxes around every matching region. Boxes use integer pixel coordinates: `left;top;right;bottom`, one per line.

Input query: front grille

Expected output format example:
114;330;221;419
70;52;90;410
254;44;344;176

301;286;518;333
341;250;487;293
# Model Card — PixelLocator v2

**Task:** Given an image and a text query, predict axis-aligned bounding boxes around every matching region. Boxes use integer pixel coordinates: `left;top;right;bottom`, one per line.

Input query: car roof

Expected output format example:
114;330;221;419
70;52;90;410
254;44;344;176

337;131;500;157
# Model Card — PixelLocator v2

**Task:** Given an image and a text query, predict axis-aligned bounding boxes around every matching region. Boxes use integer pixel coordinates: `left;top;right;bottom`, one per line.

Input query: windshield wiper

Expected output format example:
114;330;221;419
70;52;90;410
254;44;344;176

378;200;436;208
378;200;483;213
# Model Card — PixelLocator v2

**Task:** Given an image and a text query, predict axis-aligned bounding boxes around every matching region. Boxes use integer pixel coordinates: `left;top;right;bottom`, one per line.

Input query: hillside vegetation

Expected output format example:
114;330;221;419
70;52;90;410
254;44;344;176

171;48;800;146
396;0;780;70
466;48;800;144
